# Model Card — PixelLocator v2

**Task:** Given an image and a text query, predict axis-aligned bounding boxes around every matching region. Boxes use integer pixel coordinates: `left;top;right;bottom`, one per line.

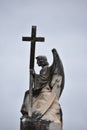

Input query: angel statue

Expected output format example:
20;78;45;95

20;48;65;130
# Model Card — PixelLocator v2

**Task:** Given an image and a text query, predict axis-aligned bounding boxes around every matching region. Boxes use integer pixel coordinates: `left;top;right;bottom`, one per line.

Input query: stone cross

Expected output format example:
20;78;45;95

22;26;45;116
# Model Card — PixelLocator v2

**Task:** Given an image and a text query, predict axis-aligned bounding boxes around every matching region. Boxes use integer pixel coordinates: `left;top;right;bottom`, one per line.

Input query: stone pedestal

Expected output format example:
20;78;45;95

20;117;62;130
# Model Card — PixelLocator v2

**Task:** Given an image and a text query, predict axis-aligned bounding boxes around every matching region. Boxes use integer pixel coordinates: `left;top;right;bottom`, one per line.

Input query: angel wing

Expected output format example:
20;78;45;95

50;48;65;98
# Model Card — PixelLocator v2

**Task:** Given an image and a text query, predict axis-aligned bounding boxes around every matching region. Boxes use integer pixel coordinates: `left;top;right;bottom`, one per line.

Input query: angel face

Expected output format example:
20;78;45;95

36;56;49;67
37;59;42;66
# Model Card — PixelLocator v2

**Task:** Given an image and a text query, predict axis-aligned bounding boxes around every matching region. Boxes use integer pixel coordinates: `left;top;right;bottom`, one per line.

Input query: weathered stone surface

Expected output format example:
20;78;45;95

49;122;62;130
20;118;62;130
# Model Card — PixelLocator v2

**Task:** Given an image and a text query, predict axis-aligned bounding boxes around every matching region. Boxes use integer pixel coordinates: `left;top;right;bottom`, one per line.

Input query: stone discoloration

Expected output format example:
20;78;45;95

21;48;65;130
20;118;61;130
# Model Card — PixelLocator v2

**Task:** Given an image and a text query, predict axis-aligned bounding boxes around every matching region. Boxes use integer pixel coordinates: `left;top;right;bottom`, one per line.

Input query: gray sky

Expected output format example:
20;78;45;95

0;0;87;130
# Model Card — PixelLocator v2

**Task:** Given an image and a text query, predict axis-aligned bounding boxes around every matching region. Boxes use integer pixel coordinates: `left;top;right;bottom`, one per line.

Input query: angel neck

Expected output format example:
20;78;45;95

41;65;49;69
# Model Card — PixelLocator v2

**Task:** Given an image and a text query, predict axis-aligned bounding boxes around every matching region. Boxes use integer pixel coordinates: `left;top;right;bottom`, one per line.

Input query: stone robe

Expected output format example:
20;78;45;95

21;49;64;128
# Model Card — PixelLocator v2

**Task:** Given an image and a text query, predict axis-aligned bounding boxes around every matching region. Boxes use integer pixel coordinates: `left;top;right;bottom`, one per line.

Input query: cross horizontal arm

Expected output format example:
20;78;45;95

22;37;32;41
36;37;45;41
22;37;45;42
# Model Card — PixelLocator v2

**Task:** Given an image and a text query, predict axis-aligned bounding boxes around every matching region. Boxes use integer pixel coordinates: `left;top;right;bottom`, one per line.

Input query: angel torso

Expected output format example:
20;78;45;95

34;65;51;91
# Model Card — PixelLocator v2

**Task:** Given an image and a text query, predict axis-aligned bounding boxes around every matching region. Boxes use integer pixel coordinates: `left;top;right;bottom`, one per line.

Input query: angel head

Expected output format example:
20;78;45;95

36;56;49;67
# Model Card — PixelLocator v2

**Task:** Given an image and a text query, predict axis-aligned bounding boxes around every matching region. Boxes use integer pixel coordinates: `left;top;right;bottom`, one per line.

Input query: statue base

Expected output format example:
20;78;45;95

20;116;62;130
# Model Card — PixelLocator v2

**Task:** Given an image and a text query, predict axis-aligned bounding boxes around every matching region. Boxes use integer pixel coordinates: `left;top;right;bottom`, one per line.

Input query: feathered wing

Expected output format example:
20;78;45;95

50;48;65;98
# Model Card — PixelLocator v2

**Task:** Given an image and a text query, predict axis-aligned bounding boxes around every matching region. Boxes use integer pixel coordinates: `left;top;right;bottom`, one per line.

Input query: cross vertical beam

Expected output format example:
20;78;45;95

22;26;45;117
